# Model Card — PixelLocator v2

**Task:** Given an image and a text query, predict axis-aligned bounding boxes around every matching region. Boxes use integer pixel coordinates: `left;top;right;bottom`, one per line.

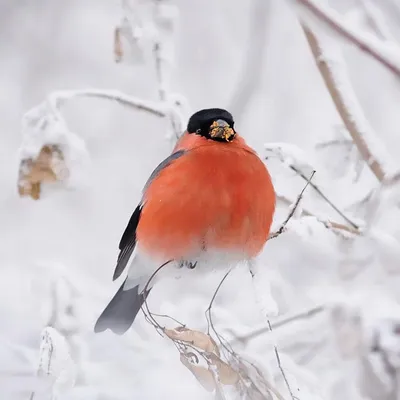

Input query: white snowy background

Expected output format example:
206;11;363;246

3;0;400;399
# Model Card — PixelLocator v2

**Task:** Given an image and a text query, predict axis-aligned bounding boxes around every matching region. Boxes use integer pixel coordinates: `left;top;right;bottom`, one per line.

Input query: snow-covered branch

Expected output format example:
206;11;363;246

294;0;400;77
17;0;191;200
17;89;167;200
276;194;361;238
30;327;76;400
138;264;289;399
118;0;191;139
266;142;361;228
300;23;399;182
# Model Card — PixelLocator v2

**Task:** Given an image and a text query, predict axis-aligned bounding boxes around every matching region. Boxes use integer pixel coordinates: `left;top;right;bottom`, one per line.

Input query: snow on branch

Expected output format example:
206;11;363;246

293;0;400;77
264;143;362;238
18;0;191;200
276;194;361;238
30;327;76;400
137;263;287;399
269;170;315;240
265;142;361;229
18;89;170;200
299;23;399;182
117;0;191;139
29;271;88;400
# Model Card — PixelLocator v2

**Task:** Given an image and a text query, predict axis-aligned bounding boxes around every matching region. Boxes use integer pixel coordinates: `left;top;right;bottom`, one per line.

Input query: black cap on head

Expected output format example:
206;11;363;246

187;108;235;142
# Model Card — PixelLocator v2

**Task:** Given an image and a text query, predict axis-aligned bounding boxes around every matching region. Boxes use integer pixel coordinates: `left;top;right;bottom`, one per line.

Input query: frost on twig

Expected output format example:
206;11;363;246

300;23;399;182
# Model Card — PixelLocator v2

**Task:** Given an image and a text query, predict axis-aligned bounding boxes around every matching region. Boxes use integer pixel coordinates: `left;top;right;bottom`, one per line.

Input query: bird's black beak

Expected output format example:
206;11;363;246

209;119;235;141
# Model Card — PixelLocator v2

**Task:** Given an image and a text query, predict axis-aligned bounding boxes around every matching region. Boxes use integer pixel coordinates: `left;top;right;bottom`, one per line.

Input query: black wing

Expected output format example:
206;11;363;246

113;204;142;281
112;150;186;281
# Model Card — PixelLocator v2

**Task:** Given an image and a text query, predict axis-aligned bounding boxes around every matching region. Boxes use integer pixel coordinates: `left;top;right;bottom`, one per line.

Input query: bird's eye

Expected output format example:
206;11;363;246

195;128;201;134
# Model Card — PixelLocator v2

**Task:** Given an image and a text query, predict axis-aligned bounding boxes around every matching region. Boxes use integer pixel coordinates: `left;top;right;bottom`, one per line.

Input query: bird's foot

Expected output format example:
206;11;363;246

179;260;197;269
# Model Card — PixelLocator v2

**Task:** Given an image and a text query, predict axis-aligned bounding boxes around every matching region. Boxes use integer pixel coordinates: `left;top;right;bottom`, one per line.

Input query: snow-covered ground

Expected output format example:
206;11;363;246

3;0;400;399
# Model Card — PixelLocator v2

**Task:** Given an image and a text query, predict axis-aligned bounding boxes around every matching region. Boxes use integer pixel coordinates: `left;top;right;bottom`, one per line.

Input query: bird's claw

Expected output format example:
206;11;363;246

179;260;197;269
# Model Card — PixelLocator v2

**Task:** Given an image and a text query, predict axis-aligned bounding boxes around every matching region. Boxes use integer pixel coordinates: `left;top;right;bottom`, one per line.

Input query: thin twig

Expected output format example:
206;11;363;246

320;219;361;236
269;171;315;239
276;194;361;237
231;305;325;345
149;312;186;327
315;138;353;149
268;321;297;400
289;164;359;229
264;143;360;227
140;260;173;332
295;0;400;77
205;270;232;336
204;270;237;362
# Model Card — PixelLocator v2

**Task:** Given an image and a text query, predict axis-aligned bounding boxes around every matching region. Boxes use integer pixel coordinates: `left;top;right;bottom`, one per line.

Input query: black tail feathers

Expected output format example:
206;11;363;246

94;279;149;335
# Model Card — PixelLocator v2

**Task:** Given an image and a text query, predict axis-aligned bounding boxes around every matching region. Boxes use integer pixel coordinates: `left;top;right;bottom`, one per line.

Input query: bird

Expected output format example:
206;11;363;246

94;108;276;335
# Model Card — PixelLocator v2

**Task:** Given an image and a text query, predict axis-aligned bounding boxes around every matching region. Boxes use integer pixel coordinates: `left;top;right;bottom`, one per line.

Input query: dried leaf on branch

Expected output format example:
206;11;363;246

206;352;240;386
18;144;69;200
180;353;216;392
164;326;220;356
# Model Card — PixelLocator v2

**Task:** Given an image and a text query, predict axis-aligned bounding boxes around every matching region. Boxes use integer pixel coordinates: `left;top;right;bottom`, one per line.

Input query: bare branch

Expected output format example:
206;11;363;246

149;312;186;327
205;270;234;361
268;321;297;400
205;270;232;335
140;260;173;332
231;304;326;345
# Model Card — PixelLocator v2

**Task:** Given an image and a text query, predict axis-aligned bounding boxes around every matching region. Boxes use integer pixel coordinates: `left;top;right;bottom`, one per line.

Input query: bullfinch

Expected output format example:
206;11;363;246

94;108;276;335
